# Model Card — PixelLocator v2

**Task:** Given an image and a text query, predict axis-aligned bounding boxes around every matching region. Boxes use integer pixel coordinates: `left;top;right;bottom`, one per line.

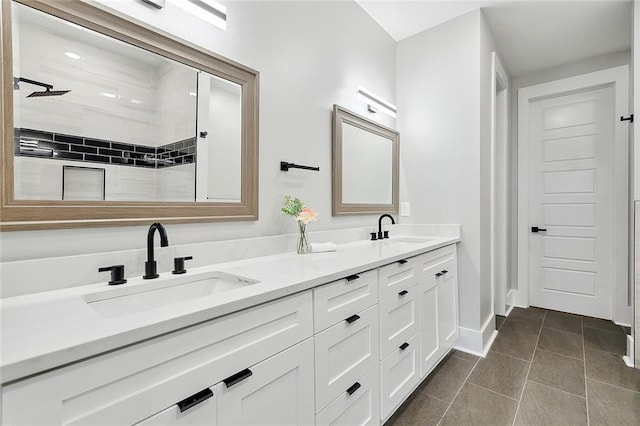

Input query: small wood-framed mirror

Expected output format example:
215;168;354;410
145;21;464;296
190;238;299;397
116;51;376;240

1;0;259;230
332;105;399;216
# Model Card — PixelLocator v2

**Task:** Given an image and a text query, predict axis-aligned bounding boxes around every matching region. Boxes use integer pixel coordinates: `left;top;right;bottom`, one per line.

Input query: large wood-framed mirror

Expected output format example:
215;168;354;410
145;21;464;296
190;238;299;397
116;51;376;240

0;0;259;230
332;105;399;216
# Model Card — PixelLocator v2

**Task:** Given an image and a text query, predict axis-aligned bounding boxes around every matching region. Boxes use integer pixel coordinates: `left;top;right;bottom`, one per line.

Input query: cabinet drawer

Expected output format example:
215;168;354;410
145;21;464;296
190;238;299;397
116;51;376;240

2;291;313;426
315;304;379;411
417;245;456;282
380;333;421;420
217;338;315;426
378;258;419;300
315;366;380;426
379;285;419;359
313;269;378;332
135;387;217;425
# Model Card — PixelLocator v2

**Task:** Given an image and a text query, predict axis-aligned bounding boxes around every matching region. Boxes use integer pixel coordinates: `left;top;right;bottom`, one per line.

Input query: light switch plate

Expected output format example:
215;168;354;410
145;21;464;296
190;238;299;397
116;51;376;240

400;202;410;217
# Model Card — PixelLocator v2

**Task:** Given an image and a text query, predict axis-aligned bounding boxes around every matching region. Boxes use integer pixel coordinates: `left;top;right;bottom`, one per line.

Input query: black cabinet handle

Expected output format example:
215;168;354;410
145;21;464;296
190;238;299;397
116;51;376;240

346;382;361;395
399;290;409;296
345;314;360;324
345;274;360;282
399;342;410;351
398;259;408;265
531;226;547;233
435;272;443;277
441;270;448;275
223;368;253;388
176;388;213;412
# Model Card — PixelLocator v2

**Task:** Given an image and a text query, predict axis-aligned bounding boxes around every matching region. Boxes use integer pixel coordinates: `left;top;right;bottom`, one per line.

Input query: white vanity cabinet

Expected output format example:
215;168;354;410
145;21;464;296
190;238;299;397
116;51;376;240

2;241;461;426
2;291;313;426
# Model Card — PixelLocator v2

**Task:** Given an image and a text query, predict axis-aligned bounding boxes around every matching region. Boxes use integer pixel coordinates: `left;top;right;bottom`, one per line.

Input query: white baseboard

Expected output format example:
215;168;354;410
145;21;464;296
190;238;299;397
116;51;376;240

623;335;634;368
454;315;497;357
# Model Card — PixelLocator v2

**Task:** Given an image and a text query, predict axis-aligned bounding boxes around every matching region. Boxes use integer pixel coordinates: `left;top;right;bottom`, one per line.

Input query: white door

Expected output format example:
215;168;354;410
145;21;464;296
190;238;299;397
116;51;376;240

216;338;315;426
528;86;614;318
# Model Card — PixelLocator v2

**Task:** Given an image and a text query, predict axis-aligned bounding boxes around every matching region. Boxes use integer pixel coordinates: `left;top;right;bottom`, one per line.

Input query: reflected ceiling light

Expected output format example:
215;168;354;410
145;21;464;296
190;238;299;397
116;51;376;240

170;0;227;30
188;91;197;96
130;98;143;104
356;85;397;118
65;52;81;60
100;92;117;99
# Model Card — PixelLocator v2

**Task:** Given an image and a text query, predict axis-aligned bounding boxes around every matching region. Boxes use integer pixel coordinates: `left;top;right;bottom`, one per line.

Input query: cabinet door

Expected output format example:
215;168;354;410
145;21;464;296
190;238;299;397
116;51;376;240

315;304;379;411
315;366;380;426
217;338;314;426
136;387;217;425
379;285;419;359
380;333;420;420
438;268;459;353
416;245;456;282
419;275;440;377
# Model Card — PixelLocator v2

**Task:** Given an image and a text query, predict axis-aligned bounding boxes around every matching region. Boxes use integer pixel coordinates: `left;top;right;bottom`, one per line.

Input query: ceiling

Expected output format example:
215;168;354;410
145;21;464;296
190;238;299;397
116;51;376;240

354;0;632;77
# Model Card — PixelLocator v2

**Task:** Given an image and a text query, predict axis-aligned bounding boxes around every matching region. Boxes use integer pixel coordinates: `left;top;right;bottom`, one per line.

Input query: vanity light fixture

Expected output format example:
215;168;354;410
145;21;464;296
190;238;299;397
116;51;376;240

356;85;397;118
65;52;81;60
169;0;227;30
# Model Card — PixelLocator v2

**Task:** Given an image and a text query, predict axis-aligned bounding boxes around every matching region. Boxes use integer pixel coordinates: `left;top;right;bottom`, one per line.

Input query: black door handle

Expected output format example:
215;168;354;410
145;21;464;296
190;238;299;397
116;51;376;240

398;259;408;265
435;272;443;277
398;290;409;296
441;270;448;275
345;274;360;282
399;342;410;351
531;226;547;233
223;368;253;388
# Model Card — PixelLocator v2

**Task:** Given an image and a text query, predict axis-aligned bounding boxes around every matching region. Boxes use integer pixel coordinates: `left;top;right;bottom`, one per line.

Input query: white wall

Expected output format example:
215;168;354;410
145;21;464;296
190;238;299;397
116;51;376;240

0;0;396;263
479;12;500;325
397;10;487;344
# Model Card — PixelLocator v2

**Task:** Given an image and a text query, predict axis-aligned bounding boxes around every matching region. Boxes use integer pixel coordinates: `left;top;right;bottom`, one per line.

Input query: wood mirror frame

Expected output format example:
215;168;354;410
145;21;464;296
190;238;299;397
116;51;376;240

0;0;259;231
332;105;399;216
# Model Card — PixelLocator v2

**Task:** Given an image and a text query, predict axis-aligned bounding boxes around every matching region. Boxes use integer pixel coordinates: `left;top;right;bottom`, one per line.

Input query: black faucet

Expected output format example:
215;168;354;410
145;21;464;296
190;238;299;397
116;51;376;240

375;214;395;240
143;222;169;279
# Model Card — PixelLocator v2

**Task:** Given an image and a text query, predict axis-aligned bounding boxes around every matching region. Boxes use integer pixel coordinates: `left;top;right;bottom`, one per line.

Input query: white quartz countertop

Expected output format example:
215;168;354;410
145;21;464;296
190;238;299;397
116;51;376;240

1;235;459;383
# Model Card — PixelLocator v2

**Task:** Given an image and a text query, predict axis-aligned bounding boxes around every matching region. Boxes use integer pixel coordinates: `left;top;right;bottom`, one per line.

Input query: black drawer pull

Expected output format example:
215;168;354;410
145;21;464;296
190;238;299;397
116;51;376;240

176;388;213;412
345;274;360;282
345;314;360;324
346;382;361;395
442;270;448;275
398;290;409;296
435;272;443;277
398;259;408;265
399;342;410;351
223;368;253;388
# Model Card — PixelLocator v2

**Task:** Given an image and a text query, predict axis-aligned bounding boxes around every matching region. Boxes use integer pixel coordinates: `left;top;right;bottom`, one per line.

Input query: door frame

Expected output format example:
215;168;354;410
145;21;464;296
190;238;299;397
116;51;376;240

490;52;511;317
515;65;630;324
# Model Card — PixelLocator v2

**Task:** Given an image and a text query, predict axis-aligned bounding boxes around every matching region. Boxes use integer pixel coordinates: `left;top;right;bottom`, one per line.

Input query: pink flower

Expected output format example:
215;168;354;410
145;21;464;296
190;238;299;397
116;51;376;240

296;207;318;224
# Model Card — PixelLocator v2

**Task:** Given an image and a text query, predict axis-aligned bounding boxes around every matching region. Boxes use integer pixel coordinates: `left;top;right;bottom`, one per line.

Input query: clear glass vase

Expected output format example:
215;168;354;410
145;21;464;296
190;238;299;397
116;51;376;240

297;222;311;254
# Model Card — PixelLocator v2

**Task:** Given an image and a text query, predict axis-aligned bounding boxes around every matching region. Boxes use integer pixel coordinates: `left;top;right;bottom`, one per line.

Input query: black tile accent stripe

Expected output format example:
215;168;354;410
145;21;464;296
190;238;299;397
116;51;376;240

15;128;197;169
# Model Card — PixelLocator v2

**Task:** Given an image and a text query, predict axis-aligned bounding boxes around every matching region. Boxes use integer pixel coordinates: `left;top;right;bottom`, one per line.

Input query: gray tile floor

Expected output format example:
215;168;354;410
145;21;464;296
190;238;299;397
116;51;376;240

385;307;640;425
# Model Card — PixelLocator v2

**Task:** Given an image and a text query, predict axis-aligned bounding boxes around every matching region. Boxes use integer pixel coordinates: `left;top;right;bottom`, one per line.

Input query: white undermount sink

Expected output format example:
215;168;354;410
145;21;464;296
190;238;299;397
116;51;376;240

83;271;259;318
